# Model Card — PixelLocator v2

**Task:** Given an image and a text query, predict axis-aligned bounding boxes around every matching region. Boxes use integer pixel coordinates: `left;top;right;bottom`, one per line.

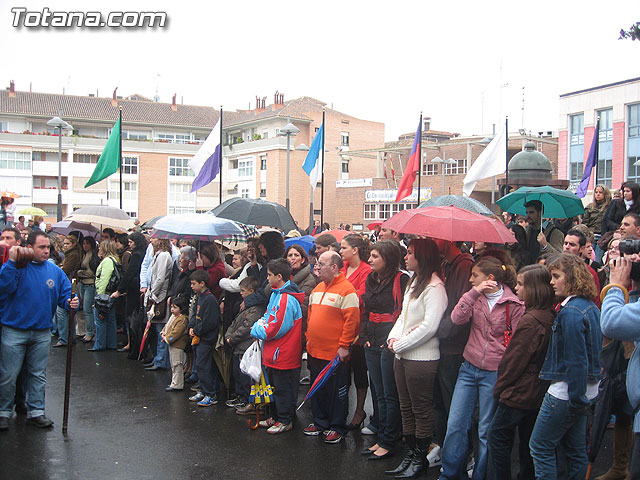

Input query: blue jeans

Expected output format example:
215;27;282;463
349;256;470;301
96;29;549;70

529;392;589;480
152;323;170;369
0;327;51;418
93;305;117;350
365;345;401;449
441;361;498;480
77;283;96;337
56;306;74;345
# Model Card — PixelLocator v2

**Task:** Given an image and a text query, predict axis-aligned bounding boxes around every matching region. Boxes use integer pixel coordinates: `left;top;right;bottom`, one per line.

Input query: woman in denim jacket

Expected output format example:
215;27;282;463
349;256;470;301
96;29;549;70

529;254;602;480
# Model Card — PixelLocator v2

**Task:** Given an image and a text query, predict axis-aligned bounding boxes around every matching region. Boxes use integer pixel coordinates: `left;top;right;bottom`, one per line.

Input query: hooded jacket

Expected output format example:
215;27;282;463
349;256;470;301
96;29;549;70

227;292;267;355
494;308;555;410
451;285;525;371
251;280;304;369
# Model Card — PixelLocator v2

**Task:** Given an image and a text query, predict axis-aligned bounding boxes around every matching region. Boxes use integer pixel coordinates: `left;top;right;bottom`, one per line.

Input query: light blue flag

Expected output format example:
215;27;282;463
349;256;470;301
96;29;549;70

302;123;324;189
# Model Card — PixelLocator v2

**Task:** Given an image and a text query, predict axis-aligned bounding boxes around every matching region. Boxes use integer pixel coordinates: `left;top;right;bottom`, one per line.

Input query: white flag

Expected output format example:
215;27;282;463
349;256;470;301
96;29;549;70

462;125;507;197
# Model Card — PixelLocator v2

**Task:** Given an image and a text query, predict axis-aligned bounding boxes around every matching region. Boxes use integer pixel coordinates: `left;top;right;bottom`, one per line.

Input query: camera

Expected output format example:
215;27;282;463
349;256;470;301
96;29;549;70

618;239;640;256
618;239;640;281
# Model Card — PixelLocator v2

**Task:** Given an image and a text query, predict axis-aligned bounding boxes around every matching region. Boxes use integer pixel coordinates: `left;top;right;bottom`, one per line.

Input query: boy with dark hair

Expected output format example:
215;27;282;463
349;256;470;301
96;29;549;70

251;258;305;434
225;275;267;413
188;270;221;407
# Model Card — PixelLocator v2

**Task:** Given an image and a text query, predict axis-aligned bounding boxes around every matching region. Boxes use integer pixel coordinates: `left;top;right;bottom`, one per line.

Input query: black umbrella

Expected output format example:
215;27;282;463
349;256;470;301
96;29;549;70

141;215;165;230
588;340;629;463
209;198;296;232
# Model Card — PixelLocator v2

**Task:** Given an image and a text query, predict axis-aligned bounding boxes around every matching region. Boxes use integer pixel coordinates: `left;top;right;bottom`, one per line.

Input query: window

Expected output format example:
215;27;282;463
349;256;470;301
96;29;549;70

0;150;31;170
229;159;238;170
168;206;195;214
169;157;193;177
341;132;349;146
379;204;391;219
126;211;138;219
597;109;613;188
241;188;250;198
108;181;137;200
392;203;417;214
238;160;253;177
168;183;194;203
260;188;266;198
122;130;149;141
175;134;190;144
423;163;438;176
38;205;57;217
341;160;349;173
260;155;267;171
569;114;585;181
445;158;468;175
262;132;269;140
628;105;640;183
122;156;138;175
76;154;99;164
364;204;377;220
156;133;174;142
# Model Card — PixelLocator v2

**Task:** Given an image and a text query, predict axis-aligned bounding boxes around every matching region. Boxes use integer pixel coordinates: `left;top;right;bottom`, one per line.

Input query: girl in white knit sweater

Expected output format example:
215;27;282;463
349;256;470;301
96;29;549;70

386;238;448;478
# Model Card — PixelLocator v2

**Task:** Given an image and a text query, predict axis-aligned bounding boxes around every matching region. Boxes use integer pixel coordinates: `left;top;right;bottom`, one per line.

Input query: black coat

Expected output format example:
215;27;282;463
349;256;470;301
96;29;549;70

602;199;640;233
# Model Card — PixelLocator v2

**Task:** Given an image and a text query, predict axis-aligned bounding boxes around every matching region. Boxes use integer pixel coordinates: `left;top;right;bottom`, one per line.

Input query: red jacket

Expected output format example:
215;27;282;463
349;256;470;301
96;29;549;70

198;260;226;301
341;261;371;311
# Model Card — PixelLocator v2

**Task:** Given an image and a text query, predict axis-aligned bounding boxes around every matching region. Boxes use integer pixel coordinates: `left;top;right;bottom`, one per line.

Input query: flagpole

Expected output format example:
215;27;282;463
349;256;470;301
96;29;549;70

417;112;422;204
504;116;509;196
594;116;600;188
320;108;326;228
119;107;123;210
219;106;223;205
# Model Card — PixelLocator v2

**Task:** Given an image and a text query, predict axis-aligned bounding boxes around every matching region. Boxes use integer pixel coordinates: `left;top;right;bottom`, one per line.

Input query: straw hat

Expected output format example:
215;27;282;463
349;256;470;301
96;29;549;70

285;229;301;238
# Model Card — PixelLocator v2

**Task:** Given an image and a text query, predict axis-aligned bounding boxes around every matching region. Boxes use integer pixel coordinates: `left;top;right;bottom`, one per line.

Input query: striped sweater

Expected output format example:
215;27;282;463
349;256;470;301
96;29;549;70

306;273;360;361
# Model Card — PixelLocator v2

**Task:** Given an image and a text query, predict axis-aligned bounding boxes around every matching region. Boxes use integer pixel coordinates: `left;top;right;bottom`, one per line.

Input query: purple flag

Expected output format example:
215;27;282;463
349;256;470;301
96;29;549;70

190;144;221;193
576;120;599;198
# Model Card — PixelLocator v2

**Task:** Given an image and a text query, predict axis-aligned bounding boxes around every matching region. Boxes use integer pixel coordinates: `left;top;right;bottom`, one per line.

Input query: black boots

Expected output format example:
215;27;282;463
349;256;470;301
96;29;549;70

393;436;429;478
385;435;415;475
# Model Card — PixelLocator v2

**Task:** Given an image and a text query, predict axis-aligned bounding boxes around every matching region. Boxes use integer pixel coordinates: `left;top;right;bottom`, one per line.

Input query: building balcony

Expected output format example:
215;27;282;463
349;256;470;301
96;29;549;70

223;136;289;155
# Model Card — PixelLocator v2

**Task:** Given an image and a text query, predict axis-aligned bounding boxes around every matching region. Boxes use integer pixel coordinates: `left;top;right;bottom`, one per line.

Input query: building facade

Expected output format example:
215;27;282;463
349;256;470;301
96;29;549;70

558;77;640;194
0;85;385;229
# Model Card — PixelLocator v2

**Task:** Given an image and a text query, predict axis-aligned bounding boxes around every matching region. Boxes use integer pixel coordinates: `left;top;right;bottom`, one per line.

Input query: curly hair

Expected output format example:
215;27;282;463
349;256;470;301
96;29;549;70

547;253;597;299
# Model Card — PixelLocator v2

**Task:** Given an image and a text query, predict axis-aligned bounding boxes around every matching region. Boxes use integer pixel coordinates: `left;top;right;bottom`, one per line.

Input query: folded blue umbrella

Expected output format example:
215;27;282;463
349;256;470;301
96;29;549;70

297;355;341;410
285;235;315;254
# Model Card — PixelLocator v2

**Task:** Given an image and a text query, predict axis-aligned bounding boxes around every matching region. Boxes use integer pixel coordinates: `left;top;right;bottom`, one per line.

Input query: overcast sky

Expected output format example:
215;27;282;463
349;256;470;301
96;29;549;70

1;0;637;141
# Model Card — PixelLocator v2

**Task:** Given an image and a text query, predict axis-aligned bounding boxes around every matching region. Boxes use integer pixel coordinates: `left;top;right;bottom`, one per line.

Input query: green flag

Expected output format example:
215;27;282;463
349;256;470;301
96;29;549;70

85;117;121;187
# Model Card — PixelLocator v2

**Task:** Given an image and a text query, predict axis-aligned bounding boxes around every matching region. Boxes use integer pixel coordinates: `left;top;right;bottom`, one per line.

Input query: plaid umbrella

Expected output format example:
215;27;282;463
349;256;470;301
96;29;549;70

221;222;260;247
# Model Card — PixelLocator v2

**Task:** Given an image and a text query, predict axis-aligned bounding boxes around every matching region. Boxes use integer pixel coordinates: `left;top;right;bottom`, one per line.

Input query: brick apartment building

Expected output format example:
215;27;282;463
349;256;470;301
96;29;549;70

0;84;384;228
338;117;558;228
558;76;640;196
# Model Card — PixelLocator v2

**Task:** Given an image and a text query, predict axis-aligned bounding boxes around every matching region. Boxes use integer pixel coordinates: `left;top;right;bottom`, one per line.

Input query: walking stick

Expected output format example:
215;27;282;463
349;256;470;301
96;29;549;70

62;285;77;435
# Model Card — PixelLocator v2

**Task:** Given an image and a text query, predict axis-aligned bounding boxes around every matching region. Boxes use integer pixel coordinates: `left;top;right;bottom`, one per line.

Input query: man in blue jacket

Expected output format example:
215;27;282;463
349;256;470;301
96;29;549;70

602;255;640;479
0;230;79;431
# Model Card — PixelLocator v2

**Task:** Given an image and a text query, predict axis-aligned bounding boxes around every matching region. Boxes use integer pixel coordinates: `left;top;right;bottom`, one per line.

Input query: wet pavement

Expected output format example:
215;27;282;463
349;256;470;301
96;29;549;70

0;340;615;480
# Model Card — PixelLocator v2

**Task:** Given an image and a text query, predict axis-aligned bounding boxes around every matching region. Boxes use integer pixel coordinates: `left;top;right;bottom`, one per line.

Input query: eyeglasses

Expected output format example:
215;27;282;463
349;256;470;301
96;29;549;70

315;262;334;269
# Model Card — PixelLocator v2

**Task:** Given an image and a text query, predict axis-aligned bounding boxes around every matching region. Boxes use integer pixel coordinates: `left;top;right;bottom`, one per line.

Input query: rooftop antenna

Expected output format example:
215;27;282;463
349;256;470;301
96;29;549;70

154;73;161;102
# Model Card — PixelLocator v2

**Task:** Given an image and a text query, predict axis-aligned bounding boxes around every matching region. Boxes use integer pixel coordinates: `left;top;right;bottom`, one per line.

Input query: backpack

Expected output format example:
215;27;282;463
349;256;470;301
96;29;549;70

106;257;123;293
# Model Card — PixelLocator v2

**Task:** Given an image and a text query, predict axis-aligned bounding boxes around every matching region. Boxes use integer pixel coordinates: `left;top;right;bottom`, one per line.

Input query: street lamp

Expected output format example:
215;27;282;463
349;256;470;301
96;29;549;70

47;114;73;221
279;117;300;212
296;143;311;228
430;154;458;195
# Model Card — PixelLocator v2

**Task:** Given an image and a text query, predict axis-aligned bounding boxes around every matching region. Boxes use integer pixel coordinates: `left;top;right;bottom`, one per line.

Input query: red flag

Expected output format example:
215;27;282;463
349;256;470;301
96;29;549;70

390;156;396;179
395;119;421;202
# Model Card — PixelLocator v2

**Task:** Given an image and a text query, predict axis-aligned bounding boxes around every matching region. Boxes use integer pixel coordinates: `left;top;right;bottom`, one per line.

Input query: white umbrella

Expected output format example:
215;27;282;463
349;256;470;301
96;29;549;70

65;206;135;231
151;213;243;241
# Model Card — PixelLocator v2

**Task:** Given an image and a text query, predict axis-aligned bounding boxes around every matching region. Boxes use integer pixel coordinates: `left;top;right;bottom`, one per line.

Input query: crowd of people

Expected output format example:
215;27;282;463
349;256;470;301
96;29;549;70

0;181;640;480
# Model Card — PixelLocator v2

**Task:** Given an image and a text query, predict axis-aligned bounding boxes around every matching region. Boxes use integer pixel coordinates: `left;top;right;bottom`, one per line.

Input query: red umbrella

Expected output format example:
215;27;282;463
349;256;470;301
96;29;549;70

382;206;515;244
138;320;151;360
367;221;383;230
315;229;349;242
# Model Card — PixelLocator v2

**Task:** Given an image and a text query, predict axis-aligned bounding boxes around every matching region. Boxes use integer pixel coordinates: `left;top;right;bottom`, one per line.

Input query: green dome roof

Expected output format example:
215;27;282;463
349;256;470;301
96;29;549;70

508;142;552;181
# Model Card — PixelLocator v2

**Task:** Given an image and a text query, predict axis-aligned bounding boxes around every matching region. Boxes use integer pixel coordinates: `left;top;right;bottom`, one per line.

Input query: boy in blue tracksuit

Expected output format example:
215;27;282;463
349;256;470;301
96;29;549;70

251;258;304;434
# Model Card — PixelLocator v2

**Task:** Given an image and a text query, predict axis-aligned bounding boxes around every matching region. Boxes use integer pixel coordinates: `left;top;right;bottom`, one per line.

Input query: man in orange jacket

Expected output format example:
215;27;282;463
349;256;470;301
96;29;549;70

303;251;360;444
